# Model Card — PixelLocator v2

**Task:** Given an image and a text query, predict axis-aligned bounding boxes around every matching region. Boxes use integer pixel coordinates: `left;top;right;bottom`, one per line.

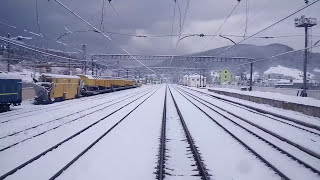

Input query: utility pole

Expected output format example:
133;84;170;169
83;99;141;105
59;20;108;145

202;70;205;87
82;44;87;75
69;59;71;75
199;71;202;87
295;16;317;97
91;58;94;76
95;64;98;76
249;62;253;91
126;69;128;78
6;33;10;72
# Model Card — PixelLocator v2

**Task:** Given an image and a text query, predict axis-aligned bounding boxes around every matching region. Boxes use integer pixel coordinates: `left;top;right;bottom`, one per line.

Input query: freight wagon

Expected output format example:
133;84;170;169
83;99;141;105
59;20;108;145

34;74;82;104
34;74;137;104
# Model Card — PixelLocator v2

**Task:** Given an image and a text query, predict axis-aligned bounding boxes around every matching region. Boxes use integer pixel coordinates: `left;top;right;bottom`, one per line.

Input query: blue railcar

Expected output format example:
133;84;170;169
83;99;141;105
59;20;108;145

0;79;22;112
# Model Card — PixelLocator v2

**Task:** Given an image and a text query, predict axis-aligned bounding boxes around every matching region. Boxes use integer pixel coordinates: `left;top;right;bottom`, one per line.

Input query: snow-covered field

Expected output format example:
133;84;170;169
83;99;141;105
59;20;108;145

0;84;320;180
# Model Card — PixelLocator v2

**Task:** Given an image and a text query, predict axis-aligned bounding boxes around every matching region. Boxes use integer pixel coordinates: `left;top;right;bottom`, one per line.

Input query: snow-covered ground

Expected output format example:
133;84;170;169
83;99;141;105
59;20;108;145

264;65;315;80
0;84;319;180
207;86;320;107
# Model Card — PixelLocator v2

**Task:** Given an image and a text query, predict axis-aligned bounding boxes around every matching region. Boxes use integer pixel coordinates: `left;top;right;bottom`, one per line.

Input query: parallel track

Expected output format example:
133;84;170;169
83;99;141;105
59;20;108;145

175;86;320;176
0;87;152;140
156;85;167;180
178;86;320;160
172;86;292;180
182;87;320;132
167;86;211;180
0;87;160;180
0;86;144;123
0;88;154;152
47;87;159;180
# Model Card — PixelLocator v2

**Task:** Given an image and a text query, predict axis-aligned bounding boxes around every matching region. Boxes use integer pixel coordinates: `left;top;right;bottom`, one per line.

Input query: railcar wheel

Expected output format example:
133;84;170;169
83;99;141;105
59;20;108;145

5;105;10;112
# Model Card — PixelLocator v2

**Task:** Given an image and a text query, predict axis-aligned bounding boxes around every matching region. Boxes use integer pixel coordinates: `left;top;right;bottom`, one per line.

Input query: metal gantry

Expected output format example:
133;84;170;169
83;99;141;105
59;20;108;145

92;54;253;63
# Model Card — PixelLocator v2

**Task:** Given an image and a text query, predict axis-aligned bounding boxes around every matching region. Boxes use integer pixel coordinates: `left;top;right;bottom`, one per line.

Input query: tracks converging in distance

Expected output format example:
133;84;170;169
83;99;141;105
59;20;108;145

156;86;210;180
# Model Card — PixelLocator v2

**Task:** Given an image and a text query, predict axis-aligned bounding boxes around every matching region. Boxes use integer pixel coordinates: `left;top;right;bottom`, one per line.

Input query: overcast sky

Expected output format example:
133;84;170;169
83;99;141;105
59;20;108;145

0;0;319;55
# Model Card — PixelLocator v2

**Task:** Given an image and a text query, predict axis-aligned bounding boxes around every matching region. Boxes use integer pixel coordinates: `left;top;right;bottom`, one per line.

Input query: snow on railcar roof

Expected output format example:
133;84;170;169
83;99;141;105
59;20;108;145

0;71;22;80
41;73;80;79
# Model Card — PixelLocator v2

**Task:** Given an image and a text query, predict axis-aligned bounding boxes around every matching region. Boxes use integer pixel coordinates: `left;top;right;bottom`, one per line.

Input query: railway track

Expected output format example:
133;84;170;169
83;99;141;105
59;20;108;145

0;87;156;152
182;86;320;132
0;86;149;123
0;86;160;180
173;86;320;179
0;86;153;140
177;86;320;159
156;86;210;180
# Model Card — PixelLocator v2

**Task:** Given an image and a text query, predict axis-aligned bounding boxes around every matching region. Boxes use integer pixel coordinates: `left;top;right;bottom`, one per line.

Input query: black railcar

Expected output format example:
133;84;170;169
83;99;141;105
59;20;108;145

0;79;22;112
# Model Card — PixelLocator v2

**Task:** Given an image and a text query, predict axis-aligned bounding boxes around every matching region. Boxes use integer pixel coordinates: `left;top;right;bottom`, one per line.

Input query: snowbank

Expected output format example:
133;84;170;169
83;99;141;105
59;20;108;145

208;87;320;107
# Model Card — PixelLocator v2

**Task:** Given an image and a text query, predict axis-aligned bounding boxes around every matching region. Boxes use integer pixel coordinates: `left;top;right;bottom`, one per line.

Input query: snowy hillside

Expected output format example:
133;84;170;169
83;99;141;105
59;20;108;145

264;65;315;80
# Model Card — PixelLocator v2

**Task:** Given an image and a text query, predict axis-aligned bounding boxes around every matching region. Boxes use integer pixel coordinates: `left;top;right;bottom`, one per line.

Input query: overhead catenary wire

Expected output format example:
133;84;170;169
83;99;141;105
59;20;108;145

244;0;249;38
0;36;89;62
230;43;320;68
53;0;157;75
200;0;242;52
100;0;106;31
216;0;320;56
170;1;177;48
35;0;41;34
180;0;191;40
0;20;83;52
0;35;117;72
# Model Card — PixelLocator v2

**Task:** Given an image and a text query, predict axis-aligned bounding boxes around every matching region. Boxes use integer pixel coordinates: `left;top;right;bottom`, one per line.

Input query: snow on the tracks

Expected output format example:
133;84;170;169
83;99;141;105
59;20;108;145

170;87;281;180
1;84;319;180
181;87;320;156
164;89;198;179
190;87;320;127
0;86;155;178
174;87;319;180
55;86;165;180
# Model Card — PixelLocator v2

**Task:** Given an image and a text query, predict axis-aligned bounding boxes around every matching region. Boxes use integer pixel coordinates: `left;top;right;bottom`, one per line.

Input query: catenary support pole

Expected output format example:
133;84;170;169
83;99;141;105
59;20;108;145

249;62;253;91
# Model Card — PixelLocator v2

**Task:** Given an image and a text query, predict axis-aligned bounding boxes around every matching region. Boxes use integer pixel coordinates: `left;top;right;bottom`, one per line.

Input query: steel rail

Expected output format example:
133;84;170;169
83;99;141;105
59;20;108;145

176;86;320;175
156;85;167;180
177;87;320;159
172;86;291;180
181;87;320;136
0;87;160;180
48;86;160;180
168;86;211;180
183;87;320;131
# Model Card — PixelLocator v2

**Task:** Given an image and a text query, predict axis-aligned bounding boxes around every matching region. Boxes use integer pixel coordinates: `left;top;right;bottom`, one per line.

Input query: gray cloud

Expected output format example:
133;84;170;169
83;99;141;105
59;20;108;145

0;0;319;56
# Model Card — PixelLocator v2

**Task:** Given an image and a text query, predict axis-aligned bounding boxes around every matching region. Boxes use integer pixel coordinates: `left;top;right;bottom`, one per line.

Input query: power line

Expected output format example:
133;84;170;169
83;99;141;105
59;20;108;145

244;0;249;38
0;36;88;62
200;1;242;52
231;43;320;67
35;0;41;34
53;0;157;75
170;1;177;48
0;20;83;52
180;0;191;38
100;0;106;31
216;0;320;56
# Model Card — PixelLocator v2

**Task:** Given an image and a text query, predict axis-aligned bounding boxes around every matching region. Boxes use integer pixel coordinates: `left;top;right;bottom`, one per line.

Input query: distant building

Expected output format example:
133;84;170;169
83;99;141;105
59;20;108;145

183;74;207;87
211;71;220;84
220;69;232;84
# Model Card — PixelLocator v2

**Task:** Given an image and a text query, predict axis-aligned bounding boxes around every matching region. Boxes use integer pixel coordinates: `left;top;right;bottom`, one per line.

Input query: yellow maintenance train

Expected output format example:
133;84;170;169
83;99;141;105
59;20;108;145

34;74;137;104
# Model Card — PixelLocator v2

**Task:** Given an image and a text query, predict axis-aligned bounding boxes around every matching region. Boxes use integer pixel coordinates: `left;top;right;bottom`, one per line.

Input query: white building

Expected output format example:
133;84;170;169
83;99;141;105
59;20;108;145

183;74;207;87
